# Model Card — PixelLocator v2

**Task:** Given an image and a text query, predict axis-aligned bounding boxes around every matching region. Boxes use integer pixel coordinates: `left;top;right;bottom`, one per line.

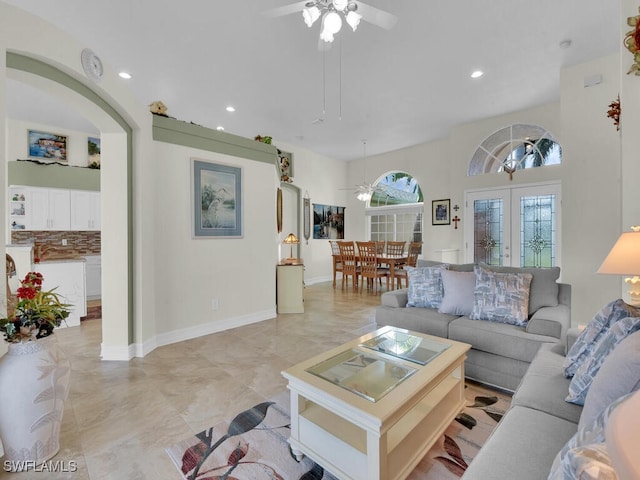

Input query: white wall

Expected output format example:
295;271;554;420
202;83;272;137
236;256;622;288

271;139;349;285
346;55;622;327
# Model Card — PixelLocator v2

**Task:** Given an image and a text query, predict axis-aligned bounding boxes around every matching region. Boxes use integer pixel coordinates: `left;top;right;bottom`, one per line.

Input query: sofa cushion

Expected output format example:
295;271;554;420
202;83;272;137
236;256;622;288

563;299;640;378
512;343;582;424
449;316;555;364
405;265;448;308
374;305;458;339
461;405;577;480
481;263;560;315
438;270;475;315
470;265;532;326
417;259;474;272
549;392;633;480
566;316;640;405
579;330;640;430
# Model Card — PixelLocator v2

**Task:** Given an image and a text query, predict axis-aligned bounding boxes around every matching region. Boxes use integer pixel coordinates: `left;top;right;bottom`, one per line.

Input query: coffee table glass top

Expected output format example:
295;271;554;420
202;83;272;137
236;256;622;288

306;348;416;402
359;329;450;366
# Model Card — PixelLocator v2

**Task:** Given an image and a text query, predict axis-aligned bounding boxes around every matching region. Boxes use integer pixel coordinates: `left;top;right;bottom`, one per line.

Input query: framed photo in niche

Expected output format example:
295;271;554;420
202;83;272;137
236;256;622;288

28;130;68;162
192;158;242;238
432;199;451;225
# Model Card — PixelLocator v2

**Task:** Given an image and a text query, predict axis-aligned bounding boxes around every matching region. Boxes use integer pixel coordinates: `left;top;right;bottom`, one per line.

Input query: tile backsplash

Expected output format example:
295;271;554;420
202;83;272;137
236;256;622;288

11;231;101;256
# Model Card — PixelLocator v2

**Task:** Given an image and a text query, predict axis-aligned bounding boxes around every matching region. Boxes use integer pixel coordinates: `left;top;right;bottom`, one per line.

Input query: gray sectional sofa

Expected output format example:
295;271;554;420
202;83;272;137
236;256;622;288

376;261;640;478
374;261;577;479
375;260;572;391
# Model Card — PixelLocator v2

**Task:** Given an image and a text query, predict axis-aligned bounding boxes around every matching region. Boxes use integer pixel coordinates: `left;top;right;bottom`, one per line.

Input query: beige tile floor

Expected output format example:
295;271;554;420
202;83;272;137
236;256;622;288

1;281;384;480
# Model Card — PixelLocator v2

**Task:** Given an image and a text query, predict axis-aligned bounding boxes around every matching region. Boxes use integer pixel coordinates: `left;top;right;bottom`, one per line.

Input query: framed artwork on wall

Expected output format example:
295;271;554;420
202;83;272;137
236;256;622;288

432;199;451;225
28;130;68;162
192;158;242;238
313;203;345;239
88;136;101;167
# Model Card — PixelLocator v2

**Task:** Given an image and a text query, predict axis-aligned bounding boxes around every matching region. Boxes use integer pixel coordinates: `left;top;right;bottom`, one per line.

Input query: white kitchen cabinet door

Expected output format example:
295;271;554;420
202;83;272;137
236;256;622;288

36;260;87;327
25;187;70;231
70;191;101;230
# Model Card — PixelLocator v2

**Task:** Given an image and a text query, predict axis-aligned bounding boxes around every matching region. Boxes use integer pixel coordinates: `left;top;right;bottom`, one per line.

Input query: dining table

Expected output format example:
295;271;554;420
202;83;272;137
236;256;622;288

333;253;408;290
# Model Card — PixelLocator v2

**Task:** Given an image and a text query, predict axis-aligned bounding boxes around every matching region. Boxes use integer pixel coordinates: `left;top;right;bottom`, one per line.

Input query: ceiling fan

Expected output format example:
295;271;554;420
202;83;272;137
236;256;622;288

264;1;397;43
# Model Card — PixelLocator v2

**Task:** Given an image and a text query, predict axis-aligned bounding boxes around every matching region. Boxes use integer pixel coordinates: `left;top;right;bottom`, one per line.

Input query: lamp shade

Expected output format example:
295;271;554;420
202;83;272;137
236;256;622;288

283;233;299;245
302;6;321;27
597;231;640;275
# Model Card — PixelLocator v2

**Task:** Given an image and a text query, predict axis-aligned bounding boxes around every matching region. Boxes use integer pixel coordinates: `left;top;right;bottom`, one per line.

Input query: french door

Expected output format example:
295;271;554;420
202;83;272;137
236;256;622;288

464;183;561;267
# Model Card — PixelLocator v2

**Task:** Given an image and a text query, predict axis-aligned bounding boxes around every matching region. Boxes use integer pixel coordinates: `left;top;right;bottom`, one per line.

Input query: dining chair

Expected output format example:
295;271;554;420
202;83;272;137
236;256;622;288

329;240;343;288
356;241;389;294
395;241;422;289
386;241;406;256
375;240;385;256
338;241;360;291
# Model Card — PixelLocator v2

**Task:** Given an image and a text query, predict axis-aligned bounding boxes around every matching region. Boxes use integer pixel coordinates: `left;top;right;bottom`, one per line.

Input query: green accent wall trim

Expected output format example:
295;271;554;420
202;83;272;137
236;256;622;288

152;114;279;165
7;52;135;345
8;161;100;190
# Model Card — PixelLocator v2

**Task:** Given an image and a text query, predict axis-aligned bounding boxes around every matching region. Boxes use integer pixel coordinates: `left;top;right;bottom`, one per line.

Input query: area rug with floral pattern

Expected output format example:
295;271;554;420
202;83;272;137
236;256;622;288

166;381;511;480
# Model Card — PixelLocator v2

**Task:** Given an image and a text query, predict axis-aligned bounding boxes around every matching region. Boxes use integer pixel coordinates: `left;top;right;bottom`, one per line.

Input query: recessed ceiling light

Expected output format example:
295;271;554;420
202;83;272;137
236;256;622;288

216;126;225;131
471;70;484;79
226;106;235;112
118;71;132;79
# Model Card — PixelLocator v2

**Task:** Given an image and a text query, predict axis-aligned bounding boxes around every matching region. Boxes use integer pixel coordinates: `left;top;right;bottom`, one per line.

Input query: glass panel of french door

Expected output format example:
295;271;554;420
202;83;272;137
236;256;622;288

465;183;560;267
465;190;510;266
512;184;560;268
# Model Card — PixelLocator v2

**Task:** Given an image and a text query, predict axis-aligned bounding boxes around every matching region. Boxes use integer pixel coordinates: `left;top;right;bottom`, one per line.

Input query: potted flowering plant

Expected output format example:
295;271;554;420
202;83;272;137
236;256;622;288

0;271;71;343
0;271;73;469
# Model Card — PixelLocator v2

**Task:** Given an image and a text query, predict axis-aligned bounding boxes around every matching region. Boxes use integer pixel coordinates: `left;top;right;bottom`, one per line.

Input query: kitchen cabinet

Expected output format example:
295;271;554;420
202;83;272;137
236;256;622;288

85;255;101;299
30;187;71;231
70;190;101;230
36;260;87;328
9;186;101;232
277;263;304;313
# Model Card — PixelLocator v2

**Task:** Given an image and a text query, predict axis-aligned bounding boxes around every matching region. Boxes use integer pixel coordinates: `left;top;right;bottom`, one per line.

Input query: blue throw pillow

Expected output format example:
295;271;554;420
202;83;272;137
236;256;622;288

406;265;448;309
563;299;640;378
566;316;640;405
469;265;532;326
549;392;633;480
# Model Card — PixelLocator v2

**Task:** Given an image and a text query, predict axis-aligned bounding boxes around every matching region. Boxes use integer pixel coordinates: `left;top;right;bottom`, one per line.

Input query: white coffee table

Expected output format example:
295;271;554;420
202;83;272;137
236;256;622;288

282;326;471;480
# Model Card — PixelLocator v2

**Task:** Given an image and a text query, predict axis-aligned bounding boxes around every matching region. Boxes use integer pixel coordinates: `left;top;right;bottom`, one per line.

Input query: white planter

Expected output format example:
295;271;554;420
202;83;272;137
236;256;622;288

0;335;70;470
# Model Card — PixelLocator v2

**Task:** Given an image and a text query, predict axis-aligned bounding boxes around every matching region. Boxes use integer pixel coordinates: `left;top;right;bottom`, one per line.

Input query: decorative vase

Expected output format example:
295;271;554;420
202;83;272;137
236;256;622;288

0;335;70;470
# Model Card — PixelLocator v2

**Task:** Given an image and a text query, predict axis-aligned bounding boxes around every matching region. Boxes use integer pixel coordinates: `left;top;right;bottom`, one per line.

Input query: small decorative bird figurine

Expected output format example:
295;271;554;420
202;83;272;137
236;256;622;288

149;101;168;116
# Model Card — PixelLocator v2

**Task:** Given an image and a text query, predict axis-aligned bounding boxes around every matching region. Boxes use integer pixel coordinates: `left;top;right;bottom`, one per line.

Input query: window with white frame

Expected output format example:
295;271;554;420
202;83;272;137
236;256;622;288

367;172;424;248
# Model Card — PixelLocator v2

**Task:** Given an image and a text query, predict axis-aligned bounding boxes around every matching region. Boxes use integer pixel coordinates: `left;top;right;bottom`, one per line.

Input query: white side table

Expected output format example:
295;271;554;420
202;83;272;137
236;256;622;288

277;262;304;313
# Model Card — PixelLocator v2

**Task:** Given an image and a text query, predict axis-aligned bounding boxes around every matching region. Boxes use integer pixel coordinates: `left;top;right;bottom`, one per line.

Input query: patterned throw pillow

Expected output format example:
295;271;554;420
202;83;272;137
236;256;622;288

548;392;633;480
406;265;449;309
563;299;640;378
566;316;640;405
469;265;533;326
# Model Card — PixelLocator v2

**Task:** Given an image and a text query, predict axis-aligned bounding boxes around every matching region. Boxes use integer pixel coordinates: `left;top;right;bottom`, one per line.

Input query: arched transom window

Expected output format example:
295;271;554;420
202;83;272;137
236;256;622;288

468;124;562;177
367;172;424;247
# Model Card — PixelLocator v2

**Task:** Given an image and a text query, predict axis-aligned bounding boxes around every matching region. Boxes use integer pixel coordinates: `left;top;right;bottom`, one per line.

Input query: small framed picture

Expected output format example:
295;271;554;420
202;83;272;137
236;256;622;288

28;130;68;162
432;199;451;225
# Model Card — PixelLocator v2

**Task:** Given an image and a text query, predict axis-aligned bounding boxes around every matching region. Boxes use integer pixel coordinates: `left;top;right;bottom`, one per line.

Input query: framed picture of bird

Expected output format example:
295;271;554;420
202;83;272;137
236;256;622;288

192;158;243;238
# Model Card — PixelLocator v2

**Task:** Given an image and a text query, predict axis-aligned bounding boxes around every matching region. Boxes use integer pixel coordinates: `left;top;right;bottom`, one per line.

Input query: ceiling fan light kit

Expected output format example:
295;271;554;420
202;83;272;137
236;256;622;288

304;0;363;42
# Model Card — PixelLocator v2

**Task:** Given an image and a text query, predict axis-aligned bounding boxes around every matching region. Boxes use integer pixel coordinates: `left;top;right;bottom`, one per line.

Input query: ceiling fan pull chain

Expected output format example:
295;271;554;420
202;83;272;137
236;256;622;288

339;36;343;121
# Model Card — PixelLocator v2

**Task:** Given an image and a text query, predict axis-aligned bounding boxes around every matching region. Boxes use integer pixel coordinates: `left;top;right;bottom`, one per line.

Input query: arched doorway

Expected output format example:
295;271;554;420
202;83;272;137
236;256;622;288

5;53;134;359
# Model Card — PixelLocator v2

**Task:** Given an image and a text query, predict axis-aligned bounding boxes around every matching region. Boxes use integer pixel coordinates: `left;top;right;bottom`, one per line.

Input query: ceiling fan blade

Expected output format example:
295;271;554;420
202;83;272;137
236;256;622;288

263;1;309;19
356;2;398;30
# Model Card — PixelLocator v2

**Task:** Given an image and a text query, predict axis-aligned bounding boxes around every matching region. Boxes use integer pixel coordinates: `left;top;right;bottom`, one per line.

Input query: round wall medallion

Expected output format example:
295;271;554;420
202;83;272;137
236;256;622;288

81;48;103;82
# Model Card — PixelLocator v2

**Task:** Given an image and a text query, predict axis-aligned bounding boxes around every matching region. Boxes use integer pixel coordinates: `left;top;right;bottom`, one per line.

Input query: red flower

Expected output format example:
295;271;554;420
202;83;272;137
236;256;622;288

16;286;37;299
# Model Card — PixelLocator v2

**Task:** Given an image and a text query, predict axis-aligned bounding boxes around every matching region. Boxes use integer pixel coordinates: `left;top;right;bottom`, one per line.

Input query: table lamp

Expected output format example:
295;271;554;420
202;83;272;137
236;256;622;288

283;233;299;264
597;226;640;305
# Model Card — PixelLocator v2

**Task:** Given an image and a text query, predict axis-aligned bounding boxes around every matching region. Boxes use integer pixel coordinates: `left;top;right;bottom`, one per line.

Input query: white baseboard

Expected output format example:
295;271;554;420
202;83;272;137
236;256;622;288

105;308;278;359
305;275;334;285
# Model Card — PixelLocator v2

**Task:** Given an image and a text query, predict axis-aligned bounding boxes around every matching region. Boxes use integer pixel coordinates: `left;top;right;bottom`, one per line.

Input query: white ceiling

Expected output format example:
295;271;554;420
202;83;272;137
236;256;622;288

3;0;620;161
